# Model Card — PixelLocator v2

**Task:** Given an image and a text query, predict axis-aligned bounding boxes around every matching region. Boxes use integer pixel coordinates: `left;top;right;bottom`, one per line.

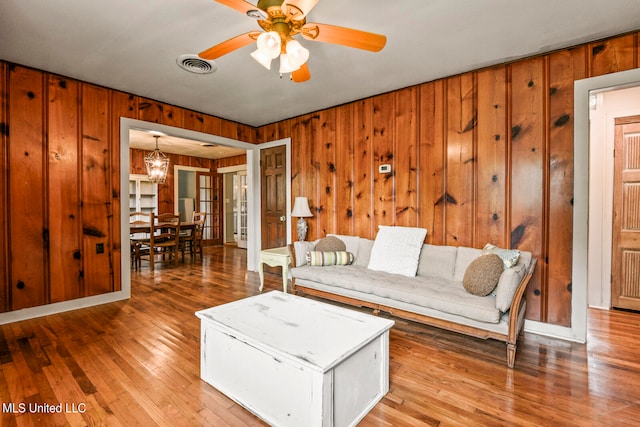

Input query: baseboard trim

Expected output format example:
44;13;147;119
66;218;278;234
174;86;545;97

524;319;586;344
0;291;130;325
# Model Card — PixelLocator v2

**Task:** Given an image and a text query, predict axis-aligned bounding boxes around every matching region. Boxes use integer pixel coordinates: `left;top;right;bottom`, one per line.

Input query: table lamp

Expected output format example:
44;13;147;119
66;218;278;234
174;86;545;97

291;196;313;241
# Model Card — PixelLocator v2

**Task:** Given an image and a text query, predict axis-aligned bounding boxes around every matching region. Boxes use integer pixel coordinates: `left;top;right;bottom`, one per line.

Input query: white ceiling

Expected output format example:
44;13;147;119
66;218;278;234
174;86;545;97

1;0;640;128
129;129;246;159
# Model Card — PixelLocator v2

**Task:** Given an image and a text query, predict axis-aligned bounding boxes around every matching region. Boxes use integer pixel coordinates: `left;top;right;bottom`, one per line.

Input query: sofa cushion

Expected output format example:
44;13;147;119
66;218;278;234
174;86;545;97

454;247;483;282
417;244;457;281
463;254;504;296
306;251;354;266
494;252;531;312
315;236;346;252
328;234;360;260
483;243;521;268
354;238;374;267
293;241;316;267
292;265;500;323
368;226;427;277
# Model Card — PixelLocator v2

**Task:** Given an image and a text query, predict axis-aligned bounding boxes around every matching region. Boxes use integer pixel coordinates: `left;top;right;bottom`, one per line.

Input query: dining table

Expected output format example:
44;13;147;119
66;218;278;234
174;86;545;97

129;221;198;270
129;221;196;235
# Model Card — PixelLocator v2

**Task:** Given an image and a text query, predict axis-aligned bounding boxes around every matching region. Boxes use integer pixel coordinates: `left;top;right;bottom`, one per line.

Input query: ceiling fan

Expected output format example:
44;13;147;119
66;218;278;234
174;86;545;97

198;0;387;82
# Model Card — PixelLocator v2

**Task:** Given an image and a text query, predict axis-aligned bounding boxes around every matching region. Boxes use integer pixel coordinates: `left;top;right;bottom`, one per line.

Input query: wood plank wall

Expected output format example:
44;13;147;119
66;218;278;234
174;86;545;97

257;31;640;326
0;63;255;313
129;149;246;214
0;30;638;324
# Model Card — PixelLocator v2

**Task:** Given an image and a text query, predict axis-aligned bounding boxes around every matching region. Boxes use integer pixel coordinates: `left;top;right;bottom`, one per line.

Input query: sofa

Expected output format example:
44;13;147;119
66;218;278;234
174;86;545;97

288;227;537;368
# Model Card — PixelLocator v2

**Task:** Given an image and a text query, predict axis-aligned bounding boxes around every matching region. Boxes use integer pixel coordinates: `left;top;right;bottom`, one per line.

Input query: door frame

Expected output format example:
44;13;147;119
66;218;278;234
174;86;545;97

587;91;640;310
539;67;640;345
120;119;257;293
248;138;292;271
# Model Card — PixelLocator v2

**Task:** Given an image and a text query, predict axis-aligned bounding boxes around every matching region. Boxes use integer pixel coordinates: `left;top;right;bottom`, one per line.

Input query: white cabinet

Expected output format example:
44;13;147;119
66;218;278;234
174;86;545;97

129;174;158;214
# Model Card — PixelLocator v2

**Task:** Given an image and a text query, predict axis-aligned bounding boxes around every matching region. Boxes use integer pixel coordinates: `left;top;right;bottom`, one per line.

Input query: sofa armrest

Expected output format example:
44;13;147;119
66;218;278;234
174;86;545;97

507;258;537;344
288;243;297;268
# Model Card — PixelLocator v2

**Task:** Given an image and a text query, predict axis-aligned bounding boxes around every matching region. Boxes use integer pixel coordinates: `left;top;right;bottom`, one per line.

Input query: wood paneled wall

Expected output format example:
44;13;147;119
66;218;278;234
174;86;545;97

257;31;640;326
1;30;639;324
0;62;255;313
129;149;246;214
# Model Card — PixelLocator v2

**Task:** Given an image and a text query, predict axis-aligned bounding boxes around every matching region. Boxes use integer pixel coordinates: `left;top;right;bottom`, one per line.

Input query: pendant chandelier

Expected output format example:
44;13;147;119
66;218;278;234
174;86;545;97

145;135;170;184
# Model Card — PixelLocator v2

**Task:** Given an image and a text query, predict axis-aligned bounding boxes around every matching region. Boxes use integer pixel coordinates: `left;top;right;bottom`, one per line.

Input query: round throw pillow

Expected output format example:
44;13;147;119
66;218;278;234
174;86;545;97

314;236;346;252
463;254;504;296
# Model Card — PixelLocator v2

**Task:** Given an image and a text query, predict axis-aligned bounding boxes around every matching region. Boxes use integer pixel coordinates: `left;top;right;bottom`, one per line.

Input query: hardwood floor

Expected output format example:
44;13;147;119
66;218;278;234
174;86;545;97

1;246;639;426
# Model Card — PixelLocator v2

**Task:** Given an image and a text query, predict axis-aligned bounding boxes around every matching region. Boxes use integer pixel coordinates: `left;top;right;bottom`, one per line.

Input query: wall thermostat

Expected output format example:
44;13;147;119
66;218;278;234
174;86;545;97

379;164;392;174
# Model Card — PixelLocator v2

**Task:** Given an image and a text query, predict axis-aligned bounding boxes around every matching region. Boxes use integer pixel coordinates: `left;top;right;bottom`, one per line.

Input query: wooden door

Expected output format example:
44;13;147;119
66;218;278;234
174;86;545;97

612;116;640;310
196;172;223;246
261;146;287;249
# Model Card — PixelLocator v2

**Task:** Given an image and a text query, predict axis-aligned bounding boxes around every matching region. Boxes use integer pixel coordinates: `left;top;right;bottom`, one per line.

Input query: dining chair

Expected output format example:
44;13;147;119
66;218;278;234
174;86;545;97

180;211;206;261
130;211;152;271
140;213;181;271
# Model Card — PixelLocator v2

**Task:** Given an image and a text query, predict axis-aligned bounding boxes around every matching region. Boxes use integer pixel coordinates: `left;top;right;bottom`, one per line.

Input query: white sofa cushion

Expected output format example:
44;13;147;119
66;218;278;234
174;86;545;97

453;246;483;282
354;238;374;267
494;252;532;312
292;265;500;323
367;226;427;277
293;240;316;267
328;234;360;260
417;244;457;281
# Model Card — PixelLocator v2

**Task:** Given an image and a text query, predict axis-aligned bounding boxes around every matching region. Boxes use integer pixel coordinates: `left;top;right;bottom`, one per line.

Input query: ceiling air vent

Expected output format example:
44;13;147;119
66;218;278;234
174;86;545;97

176;54;217;74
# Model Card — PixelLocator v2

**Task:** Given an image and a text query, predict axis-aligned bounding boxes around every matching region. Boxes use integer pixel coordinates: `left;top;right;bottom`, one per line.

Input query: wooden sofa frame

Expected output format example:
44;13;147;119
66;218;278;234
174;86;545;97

289;245;537;368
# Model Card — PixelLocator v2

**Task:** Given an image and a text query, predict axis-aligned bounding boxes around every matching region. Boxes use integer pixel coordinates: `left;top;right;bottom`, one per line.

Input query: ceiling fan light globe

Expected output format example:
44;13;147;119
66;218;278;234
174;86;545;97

256;31;281;59
251;48;273;70
279;53;300;73
285;40;309;69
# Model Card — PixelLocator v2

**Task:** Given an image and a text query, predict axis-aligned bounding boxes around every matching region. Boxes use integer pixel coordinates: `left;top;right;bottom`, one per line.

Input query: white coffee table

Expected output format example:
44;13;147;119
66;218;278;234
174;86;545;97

195;291;394;427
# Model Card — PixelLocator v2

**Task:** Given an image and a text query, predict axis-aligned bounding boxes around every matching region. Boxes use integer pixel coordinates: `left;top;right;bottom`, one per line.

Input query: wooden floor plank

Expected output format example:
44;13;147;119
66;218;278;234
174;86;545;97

1;246;640;426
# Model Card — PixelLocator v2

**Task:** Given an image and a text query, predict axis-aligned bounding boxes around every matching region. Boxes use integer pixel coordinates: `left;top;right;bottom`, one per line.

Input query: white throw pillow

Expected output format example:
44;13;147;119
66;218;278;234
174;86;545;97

367;226;427;277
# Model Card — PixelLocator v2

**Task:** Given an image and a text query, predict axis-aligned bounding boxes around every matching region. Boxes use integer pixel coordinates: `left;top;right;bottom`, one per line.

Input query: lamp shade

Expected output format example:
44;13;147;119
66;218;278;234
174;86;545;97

291;197;313;217
285;39;309;69
256;31;281;59
250;48;273;70
251;31;281;70
279;53;299;73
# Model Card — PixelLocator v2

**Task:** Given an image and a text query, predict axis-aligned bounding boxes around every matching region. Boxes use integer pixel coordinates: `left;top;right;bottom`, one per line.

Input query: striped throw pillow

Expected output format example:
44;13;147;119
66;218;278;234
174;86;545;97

306;251;354;266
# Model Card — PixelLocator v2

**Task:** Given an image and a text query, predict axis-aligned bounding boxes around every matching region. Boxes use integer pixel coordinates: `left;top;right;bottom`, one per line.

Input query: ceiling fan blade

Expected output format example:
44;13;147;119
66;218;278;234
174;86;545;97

282;0;320;20
302;23;387;52
214;0;262;15
291;63;311;82
199;31;260;60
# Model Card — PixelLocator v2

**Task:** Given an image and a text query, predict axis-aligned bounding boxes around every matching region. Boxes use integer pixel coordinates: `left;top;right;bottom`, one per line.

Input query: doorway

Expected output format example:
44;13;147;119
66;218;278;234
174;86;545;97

121;120;292;282
567;68;640;345
219;165;249;249
586;85;640;310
